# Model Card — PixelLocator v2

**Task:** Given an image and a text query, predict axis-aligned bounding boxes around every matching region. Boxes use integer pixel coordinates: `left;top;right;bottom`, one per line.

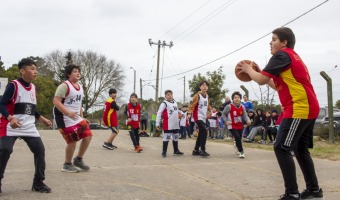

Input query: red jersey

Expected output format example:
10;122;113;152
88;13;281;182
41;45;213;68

102;97;118;127
228;104;244;130
262;48;319;119
126;102;141;129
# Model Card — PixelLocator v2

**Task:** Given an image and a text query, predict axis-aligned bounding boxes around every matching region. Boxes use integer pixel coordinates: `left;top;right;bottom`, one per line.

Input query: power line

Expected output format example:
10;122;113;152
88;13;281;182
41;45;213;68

171;0;237;42
158;0;212;39
144;0;329;82
175;0;237;44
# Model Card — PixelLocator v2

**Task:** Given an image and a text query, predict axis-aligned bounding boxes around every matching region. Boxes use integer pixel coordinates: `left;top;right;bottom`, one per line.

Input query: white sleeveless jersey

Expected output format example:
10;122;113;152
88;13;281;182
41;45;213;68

208;111;217;128
7;80;39;137
156;100;180;130
54;81;84;128
193;93;208;122
180;111;188;126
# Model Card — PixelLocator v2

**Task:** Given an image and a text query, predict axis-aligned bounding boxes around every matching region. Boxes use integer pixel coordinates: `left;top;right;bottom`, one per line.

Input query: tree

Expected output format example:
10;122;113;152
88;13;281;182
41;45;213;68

44;50;125;115
1;65;20;81
0;60;5;75
34;76;57;115
29;56;55;78
335;100;340;109
1;58;56;116
188;66;227;108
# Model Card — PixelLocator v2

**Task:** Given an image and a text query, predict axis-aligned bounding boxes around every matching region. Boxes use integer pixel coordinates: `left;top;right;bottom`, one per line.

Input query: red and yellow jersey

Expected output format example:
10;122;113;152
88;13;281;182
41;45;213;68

262;48;319;119
102;97;118;127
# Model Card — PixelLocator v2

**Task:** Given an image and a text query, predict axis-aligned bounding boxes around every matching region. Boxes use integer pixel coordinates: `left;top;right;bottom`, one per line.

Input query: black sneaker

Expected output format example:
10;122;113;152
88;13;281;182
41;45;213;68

278;193;300;200
192;150;201;156
73;157;90;171
301;188;323;199
103;142;114;150
32;180;52;193
162;151;167;158
174;151;184;155
200;150;210;157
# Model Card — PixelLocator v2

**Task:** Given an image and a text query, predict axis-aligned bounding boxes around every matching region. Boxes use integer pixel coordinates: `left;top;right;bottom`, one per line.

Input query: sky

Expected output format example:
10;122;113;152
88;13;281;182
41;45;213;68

1;0;339;108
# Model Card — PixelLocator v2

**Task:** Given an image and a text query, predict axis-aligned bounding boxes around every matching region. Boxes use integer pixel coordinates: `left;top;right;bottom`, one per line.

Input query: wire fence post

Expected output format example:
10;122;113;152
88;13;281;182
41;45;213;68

320;71;334;143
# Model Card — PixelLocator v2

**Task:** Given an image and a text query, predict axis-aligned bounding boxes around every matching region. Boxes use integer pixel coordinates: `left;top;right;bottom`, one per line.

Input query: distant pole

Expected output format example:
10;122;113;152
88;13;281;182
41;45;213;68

183;76;186;104
130;67;136;93
178;76;186;104
149;39;173;103
140;78;143;99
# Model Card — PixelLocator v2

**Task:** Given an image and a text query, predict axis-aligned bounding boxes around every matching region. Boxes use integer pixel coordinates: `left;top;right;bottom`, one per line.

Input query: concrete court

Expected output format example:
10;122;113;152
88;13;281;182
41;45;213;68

0;130;338;200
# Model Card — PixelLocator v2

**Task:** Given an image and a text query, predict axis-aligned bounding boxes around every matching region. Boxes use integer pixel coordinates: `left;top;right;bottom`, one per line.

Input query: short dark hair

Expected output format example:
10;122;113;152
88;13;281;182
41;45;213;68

109;88;117;94
130;93;138;99
65;64;81;80
272;27;295;49
199;80;210;87
182;105;188;108
232;91;242;100
217;111;222;117
164;90;172;95
18;58;36;70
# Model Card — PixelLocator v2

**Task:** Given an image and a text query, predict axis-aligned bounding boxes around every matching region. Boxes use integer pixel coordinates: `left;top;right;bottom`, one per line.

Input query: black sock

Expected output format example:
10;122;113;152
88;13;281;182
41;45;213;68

163;141;169;153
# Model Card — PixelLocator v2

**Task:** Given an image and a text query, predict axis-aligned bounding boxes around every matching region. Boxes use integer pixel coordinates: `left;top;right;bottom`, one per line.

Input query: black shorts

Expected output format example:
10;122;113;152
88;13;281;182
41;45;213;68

275;118;316;151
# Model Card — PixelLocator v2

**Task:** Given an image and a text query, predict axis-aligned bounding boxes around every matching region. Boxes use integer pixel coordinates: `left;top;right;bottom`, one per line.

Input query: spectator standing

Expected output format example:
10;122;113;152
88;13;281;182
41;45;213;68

241;95;254;112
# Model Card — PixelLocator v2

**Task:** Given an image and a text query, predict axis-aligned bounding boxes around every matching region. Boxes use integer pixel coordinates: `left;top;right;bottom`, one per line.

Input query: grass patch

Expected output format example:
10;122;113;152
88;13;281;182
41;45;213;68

215;136;340;161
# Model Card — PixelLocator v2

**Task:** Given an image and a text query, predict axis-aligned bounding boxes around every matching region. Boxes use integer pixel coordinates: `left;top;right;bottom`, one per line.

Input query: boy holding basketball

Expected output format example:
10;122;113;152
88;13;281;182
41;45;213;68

237;27;322;200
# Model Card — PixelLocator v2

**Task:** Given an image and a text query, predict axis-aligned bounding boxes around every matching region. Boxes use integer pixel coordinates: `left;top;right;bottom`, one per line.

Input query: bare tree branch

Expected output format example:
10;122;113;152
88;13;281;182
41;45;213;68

44;50;125;114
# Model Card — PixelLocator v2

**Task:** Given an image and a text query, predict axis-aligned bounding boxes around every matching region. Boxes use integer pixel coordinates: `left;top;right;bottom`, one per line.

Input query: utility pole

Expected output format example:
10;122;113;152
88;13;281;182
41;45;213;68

140;78;142;100
179;76;186;104
148;39;173;103
130;67;136;93
183;76;186;104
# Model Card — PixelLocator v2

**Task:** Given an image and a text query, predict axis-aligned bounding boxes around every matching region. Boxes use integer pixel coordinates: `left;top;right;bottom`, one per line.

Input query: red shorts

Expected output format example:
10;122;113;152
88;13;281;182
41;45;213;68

59;120;92;144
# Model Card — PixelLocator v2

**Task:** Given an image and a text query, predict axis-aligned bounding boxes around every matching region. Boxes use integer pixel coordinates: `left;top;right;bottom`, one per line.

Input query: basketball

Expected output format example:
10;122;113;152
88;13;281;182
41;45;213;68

234;60;259;82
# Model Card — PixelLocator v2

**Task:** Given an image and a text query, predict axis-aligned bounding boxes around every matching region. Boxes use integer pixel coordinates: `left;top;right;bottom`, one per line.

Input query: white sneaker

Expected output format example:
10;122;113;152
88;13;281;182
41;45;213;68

239;152;245;158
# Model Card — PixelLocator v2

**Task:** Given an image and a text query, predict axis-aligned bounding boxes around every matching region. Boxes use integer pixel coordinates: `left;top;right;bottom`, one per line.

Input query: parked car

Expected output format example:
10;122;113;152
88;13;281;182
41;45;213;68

316;107;340;125
321;112;340;133
89;123;108;130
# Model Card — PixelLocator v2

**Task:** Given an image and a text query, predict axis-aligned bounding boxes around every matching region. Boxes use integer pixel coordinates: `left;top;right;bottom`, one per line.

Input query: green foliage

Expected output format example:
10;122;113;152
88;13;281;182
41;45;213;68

188;66;228;108
33;76;57;115
1;58;56;116
1;65;20;80
0;60;5;75
335;99;340;109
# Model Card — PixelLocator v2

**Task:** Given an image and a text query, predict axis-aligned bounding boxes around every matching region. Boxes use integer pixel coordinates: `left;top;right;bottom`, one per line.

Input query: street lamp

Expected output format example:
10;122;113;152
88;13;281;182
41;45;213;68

130;67;136;93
